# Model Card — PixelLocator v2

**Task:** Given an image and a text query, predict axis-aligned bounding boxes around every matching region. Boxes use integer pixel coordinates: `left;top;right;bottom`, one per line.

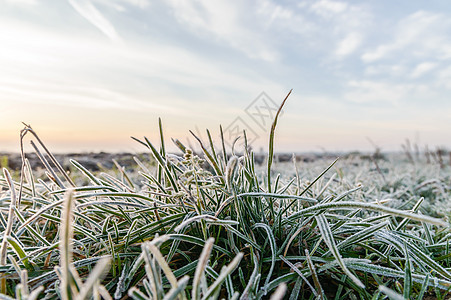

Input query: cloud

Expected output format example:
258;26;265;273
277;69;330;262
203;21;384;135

92;0;150;12
436;66;451;89
0;77;138;110
307;1;370;59
411;62;437;78
2;1;450;151
256;1;316;38
165;1;279;61
310;0;348;18
0;17;283;116
120;0;149;8
362;11;451;63
68;0;122;42
364;64;407;77
344;80;413;104
158;0;372;64
335;33;362;57
1;0;37;5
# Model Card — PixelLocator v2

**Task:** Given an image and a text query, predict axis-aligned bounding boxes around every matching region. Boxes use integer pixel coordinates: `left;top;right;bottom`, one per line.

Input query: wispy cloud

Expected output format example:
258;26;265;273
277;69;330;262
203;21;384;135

165;0;279;61
308;0;370;59
310;0;349;18
0;17;282;115
1;1;450;151
92;0;150;12
68;0;122;42
362;11;451;63
163;0;371;63
364;64;406;77
335;33;362;57
411;62;437;78
118;0;149;9
344;80;413;105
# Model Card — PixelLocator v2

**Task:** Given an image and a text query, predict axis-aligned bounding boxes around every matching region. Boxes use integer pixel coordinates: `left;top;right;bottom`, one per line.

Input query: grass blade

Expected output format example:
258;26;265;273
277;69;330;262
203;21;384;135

378;285;404;300
192;237;214;300
267;90;291;194
315;214;365;288
59;190;76;300
0;169;17;294
76;257;111;300
252;223;277;292
269;283;287;300
403;244;412;300
288;201;447;227
279;254;318;297
201;252;243;300
163;275;189;300
305;249;324;299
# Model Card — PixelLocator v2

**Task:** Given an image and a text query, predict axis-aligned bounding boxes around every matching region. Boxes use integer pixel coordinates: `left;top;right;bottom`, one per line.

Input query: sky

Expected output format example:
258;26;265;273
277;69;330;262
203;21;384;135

0;0;450;153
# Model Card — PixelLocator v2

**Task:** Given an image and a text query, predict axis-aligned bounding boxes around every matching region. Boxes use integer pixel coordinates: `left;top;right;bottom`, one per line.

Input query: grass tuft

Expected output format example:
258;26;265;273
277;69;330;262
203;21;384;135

0;93;449;299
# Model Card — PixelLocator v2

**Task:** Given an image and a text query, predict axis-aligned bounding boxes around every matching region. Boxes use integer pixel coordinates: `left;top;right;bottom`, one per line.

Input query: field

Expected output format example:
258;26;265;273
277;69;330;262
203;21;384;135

0;120;450;300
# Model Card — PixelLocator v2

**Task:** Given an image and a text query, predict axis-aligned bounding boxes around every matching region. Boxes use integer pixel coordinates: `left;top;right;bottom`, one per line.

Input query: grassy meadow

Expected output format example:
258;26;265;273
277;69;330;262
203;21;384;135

0;111;450;299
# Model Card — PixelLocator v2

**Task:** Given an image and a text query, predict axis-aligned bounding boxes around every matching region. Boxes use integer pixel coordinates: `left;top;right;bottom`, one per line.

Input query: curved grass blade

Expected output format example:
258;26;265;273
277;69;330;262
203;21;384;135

70;159;102;185
168;234;232;257
252;223;277;293
0;169;17;294
279;254;318;297
323;221;389;256
315;215;365;288
287;201;447;227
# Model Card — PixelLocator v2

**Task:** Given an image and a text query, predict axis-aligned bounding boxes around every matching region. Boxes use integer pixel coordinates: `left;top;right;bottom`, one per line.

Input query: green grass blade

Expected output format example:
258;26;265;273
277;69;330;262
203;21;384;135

279;254;318;297
189;130;224;180
0;169;17;294
70;159;101;185
416;274;429;300
252;223;277;292
315;214;365;288
324;221;389;256
201;252;243;300
267;90;291;194
403;243;412;299
5;237;32;270
287;201;448;227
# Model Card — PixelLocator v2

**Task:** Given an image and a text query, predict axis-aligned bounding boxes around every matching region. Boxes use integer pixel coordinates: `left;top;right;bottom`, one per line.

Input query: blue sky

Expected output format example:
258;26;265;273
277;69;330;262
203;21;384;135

0;0;450;153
